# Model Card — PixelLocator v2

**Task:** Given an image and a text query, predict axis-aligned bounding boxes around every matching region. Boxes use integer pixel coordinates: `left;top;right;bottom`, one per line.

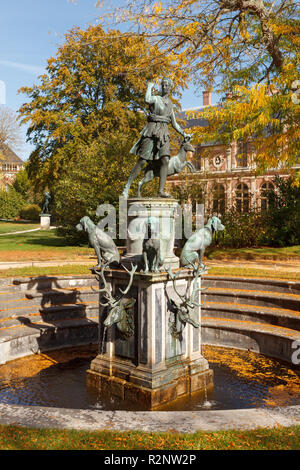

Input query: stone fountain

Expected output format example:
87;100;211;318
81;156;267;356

85;77;216;409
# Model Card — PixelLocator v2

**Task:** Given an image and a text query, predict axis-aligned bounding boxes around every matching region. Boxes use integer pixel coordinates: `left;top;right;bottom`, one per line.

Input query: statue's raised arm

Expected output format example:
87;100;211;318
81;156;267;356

144;82;156;104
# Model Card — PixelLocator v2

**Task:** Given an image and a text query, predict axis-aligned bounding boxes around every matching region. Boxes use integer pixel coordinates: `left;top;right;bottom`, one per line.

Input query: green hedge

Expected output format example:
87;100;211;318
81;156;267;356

213;176;300;248
19;204;41;221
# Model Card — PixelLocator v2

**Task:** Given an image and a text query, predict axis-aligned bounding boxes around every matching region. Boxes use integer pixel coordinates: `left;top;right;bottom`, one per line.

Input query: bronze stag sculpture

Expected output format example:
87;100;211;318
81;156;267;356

94;262;137;340
167;264;206;338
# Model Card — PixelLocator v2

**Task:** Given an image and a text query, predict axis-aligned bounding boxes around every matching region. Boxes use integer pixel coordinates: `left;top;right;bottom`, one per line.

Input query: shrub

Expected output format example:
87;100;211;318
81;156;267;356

12;169;31;198
19;204;41;221
210;176;300;249
0;188;26;219
262;176;300;246
213;209;266;248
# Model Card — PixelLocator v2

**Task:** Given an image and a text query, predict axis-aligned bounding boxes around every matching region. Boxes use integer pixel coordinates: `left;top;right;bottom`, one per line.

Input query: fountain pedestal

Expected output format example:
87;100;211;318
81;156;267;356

122;197;180;269
86;198;213;410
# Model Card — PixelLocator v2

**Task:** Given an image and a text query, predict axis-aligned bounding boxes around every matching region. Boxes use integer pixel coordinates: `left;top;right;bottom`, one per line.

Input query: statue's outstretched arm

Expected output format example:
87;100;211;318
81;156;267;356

171;109;193;140
170;109;186;137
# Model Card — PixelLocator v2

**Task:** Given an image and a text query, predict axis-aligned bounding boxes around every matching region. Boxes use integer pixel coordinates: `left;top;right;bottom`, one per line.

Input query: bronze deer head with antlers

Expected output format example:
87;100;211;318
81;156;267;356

167;264;207;338
93;262;137;340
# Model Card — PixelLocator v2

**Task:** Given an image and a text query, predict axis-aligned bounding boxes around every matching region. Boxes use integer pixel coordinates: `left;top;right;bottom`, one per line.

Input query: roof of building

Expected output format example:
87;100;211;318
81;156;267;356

177;106;210;129
0;144;23;164
177;105;221;147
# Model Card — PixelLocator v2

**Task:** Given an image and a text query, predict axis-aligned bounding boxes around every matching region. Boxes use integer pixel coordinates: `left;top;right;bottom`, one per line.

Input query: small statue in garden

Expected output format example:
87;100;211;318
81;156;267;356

76;216;120;269
122;78;192;198
180;216;225;269
141;217;164;273
41;191;51;214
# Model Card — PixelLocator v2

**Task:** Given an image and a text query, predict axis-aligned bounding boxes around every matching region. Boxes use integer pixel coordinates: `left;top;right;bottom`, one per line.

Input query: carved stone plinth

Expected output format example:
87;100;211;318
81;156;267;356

40;214;51;230
86;268;213;410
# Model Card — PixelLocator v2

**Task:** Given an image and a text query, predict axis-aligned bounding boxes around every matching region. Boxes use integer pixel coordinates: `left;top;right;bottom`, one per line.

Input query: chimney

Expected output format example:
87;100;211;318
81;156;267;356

203;90;212;106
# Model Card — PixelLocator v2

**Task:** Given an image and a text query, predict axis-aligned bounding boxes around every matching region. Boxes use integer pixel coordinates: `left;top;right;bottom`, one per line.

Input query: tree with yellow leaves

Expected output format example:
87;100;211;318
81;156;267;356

101;0;299;178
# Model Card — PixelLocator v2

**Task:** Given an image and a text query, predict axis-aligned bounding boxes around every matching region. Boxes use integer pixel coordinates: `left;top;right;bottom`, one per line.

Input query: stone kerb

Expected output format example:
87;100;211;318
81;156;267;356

0;403;299;432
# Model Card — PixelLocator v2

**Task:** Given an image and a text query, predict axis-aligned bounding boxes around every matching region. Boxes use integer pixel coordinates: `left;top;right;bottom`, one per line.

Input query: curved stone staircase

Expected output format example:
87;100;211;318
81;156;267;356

201;276;300;366
0;274;299;367
0;276;99;364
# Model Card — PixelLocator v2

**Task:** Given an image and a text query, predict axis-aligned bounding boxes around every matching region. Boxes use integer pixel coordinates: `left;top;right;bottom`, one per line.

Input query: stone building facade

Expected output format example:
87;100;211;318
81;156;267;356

169;91;298;214
0;145;24;189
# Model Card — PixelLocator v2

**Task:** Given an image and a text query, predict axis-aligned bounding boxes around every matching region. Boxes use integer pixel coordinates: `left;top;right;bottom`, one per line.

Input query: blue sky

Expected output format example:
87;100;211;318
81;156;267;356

0;0;213;161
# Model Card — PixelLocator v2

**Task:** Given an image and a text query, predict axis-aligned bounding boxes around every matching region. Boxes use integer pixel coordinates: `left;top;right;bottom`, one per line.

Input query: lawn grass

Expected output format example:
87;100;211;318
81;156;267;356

207;245;300;261
0;225;299;280
206;266;300;281
0;228;93;261
0;424;299;450
0;264;299;281
0;264;94;278
0;221;40;234
0;224;299;262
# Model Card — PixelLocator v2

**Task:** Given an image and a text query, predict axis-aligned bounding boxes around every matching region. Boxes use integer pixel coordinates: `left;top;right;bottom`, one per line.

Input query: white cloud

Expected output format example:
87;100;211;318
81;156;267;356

0;59;45;76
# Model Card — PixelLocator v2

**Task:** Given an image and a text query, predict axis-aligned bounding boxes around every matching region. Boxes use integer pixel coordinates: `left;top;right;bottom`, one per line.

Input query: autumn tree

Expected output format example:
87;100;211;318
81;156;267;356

100;0;299;177
12;166;31;199
18;24;187;235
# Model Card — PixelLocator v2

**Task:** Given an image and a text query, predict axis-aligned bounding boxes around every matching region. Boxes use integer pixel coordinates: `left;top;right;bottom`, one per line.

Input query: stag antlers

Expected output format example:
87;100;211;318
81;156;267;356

94;262;137;307
167;264;206;309
166;264;207;337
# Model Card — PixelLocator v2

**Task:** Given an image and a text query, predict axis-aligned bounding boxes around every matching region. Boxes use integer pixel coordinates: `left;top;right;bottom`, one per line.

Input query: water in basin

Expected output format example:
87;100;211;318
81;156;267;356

0;345;299;411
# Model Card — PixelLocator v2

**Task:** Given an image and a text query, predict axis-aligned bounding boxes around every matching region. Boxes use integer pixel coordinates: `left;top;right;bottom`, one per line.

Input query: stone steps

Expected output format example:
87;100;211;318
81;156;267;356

202;276;300;295
0;275;100;363
202;287;300;311
0;305;99;329
201;316;300;364
201;276;300;367
13;275;98;292
0;316;99;337
0;274;300;367
0;288;99;310
202;301;300;330
0;300;99;320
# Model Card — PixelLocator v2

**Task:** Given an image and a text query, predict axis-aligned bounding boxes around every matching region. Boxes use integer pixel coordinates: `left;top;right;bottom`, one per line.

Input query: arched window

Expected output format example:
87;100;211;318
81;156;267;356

212;183;226;214
236;183;249;213
260;181;274;211
192;145;201;171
